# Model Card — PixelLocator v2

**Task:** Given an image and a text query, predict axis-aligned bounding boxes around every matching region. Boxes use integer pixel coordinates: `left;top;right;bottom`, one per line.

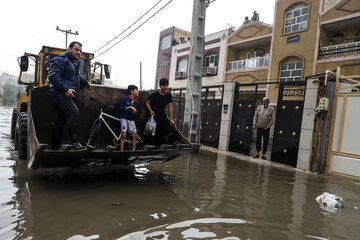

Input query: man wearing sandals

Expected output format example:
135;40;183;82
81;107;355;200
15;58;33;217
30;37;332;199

252;97;274;160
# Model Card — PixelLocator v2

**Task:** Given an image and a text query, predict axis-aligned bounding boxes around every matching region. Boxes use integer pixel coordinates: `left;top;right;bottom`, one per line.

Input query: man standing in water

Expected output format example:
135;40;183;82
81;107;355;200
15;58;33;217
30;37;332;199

48;41;91;151
145;78;175;147
252;97;274;160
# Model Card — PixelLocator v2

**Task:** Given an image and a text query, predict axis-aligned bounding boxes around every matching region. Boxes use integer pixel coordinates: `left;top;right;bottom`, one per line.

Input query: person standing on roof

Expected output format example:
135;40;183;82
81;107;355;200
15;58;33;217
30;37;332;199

243;16;250;25
48;41;91;151
252;97;274;160
251;11;259;22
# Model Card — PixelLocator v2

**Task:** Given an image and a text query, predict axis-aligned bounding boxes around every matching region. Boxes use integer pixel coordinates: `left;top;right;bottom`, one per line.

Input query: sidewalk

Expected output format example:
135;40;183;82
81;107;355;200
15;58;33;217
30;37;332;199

199;143;304;173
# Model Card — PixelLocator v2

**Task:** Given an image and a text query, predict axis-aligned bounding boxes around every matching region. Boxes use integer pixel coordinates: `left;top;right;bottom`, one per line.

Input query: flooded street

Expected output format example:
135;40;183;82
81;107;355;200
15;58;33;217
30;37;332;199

0;106;360;240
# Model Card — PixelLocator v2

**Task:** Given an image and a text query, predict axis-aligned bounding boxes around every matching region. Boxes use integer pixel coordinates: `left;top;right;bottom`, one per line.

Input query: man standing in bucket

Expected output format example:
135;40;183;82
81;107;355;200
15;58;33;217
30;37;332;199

252;97;274;160
48;41;91;151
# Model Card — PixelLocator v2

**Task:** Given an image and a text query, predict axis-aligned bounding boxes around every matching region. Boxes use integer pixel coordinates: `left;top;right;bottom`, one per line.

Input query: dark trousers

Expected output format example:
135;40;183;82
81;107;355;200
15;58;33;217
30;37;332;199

153;114;166;147
51;98;80;150
256;127;270;154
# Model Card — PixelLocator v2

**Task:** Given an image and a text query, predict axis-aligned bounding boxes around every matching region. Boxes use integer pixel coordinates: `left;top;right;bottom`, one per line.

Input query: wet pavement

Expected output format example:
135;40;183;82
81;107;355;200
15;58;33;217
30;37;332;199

0;106;360;240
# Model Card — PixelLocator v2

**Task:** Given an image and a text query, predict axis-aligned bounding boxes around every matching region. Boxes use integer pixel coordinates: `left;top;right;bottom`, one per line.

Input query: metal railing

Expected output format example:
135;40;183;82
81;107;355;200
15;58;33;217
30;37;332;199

227;55;270;71
318;41;360;59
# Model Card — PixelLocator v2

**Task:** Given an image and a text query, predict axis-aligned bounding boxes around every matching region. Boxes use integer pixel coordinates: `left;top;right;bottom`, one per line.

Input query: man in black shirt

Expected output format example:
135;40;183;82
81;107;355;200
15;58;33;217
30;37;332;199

145;78;175;147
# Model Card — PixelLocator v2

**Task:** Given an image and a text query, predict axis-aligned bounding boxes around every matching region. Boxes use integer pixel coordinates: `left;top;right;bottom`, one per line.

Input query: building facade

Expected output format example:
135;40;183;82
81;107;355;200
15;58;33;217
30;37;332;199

155;0;360;175
155;26;230;89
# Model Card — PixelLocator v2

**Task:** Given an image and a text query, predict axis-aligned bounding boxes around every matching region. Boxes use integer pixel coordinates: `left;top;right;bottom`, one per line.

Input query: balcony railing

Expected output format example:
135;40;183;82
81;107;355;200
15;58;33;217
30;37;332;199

227;55;270;71
318;41;360;59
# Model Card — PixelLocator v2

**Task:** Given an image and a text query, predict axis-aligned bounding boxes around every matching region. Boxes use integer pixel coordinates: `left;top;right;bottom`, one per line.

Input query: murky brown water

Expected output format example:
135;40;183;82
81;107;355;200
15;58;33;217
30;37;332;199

1;106;360;240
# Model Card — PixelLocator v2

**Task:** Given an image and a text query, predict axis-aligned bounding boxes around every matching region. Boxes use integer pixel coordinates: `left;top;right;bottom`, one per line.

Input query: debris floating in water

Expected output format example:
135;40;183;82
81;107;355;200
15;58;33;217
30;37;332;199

112;201;123;206
315;192;344;212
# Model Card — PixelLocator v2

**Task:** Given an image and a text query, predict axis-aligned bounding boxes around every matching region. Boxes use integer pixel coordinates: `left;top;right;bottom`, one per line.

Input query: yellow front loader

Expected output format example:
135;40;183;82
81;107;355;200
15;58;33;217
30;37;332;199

11;46;111;160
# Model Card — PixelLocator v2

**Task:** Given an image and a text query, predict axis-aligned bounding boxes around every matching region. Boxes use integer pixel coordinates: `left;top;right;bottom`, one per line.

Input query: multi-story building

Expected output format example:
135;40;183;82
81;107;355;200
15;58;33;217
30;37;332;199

155;0;360;175
155;26;230;89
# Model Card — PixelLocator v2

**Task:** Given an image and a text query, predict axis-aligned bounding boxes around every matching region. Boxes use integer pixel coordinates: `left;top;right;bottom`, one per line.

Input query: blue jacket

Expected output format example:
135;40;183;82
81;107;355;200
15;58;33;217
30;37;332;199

120;95;137;120
48;51;88;103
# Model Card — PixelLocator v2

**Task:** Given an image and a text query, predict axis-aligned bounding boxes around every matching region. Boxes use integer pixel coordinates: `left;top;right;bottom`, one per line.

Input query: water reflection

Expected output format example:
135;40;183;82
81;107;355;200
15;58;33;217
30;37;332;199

0;106;359;239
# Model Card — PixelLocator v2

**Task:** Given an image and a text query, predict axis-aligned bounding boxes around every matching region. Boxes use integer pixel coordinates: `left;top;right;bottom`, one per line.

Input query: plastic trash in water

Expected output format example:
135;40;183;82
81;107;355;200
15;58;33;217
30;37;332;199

315;192;344;213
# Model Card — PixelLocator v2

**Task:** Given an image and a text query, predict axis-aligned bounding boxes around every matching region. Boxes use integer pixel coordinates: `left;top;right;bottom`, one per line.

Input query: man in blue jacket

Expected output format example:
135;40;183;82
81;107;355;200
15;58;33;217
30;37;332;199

48;41;91;151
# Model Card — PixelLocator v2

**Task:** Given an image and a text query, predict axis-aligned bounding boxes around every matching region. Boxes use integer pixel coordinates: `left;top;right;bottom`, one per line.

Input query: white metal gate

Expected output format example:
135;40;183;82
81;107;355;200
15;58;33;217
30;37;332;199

327;68;360;179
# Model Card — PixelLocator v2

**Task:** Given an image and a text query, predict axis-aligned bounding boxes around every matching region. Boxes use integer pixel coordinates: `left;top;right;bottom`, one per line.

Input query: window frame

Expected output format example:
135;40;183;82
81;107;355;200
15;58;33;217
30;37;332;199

175;57;188;80
204;51;219;68
160;34;172;50
279;57;304;82
283;2;309;35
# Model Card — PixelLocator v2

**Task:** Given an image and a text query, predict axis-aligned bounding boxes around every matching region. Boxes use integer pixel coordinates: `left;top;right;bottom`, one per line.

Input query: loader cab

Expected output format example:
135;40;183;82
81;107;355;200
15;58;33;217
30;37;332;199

18;54;38;86
17;46;97;87
90;61;111;85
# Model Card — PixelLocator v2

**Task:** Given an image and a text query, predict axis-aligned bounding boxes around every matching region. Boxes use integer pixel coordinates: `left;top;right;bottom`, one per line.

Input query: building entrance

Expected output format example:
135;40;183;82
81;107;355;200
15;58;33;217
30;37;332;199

229;83;265;155
271;82;306;167
171;85;224;148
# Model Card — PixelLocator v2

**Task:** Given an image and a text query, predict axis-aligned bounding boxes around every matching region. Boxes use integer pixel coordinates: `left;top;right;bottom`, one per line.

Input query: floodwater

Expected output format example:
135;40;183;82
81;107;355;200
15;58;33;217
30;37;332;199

0;106;360;240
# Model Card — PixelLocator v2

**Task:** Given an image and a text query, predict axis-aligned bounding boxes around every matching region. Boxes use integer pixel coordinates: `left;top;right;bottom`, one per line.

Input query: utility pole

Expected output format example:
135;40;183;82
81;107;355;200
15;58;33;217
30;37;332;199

56;26;79;49
140;61;143;89
183;0;212;143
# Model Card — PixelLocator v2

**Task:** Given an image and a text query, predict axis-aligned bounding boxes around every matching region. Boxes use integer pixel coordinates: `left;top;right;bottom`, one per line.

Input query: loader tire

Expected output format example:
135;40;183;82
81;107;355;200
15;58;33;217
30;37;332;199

10;108;17;140
15;113;28;160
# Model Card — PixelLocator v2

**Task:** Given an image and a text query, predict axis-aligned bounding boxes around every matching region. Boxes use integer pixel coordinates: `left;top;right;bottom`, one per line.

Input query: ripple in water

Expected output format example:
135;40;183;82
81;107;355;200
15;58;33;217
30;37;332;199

116;217;249;240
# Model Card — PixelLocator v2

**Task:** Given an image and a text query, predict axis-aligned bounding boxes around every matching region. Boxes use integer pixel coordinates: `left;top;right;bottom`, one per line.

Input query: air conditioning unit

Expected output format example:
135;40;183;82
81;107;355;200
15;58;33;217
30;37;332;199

202;66;217;76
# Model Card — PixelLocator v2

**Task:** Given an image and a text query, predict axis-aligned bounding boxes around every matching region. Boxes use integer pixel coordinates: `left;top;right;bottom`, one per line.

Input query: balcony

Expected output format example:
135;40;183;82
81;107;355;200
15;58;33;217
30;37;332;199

175;71;187;79
202;66;217;76
227;55;270;71
318;41;360;59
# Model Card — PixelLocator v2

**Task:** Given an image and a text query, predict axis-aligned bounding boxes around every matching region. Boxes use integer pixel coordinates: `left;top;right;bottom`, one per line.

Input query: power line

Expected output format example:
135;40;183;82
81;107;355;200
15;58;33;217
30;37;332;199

93;0;163;54
96;0;173;58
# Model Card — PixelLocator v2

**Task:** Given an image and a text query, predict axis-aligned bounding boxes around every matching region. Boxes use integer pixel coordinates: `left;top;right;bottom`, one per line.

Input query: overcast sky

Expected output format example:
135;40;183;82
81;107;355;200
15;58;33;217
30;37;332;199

0;0;275;89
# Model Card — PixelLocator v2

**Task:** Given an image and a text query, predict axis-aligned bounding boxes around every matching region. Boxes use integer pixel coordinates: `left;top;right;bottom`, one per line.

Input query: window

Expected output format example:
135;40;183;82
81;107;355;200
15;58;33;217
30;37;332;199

176;58;188;79
280;57;303;82
284;3;309;34
204;51;219;67
20;56;36;84
177;58;188;73
203;51;219;76
160;34;172;50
